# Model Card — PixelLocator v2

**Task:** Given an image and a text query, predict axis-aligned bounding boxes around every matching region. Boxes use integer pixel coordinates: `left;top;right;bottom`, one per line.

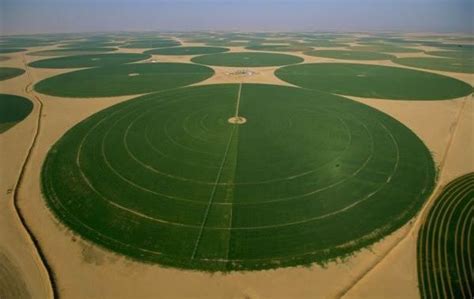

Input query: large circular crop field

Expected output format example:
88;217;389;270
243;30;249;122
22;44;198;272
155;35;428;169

276;63;473;100
42;84;436;271
34;63;214;97
191;52;304;67
28;53;151;69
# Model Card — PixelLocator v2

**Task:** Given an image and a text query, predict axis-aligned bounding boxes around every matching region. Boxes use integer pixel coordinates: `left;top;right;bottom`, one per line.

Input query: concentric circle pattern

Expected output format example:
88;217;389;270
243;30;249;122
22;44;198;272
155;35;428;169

276;63;473;100
191;52;304;67
417;173;474;299
28;53;151;69
34;63;214;97
43;84;435;271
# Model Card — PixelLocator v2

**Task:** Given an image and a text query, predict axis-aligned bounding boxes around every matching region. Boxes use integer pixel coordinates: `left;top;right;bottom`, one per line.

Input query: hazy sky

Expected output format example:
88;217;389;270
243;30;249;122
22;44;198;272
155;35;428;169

1;0;472;35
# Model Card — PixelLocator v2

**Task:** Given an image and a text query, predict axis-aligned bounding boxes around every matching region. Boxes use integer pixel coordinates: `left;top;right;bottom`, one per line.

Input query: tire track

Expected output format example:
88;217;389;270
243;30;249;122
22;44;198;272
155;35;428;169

9;55;58;298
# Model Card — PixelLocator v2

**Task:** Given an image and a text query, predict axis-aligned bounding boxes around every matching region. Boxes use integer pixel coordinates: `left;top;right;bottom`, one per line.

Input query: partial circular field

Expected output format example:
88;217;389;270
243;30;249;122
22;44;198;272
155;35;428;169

0;48;26;54
28;47;118;57
351;45;422;53
417;173;473;299
303;50;395;60
425;50;473;60
34;62;214;97
122;40;181;49
245;44;312;52
144;46;229;56
0;67;25;81
276;63;473;100
0;94;33;133
28;53;151;69
42;84;435;271
393;57;474;74
191;52;304;67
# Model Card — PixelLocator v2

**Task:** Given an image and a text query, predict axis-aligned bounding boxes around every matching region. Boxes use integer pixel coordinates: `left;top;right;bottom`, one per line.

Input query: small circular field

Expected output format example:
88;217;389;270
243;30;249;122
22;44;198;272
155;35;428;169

393;57;474;74
275;63;473;100
34;63;214;97
42;84;436;271
0;48;26;54
144;46;229;56
245;44;312;52
0;67;25;81
27;47;118;57
28;53;151;69
121;40;181;49
191;52;304;67
0;94;33;133
303;50;395;60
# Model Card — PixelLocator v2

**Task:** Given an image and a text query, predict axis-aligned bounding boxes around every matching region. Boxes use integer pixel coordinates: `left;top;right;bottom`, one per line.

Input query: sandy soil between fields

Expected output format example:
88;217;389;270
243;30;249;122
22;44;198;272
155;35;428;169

1;36;472;299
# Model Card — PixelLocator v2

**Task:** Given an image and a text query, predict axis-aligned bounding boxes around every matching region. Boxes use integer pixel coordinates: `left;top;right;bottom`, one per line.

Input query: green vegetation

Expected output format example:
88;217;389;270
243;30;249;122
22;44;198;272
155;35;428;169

351;45;422;53
191;52;304;67
245;44;312;52
0;48;26;54
0;94;33;133
0;67;25;81
42;84;435;271
275;63;473;100
144;46;229;56
121;40;181;49
298;40;348;48
29;53;151;69
303;50;395;60
393;57;474;74
425;50;474;60
34;63;214;97
28;47;118;57
59;41;122;48
417;173;474;299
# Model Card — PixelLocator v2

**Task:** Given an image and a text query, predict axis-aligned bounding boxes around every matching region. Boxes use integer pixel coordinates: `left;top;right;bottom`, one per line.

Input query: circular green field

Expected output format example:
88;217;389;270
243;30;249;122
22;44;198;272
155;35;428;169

28;53;151;69
276;63;472;100
351;45;422;53
245;44;312;52
0;94;33;133
393;57;474;74
191;52;304;67
42;83;435;271
28;47;118;57
34;63;214;97
425;50;473;60
0;48;27;54
304;50;395;60
298;40;347;48
122;40;181;49
0;67;25;81
144;46;229;56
